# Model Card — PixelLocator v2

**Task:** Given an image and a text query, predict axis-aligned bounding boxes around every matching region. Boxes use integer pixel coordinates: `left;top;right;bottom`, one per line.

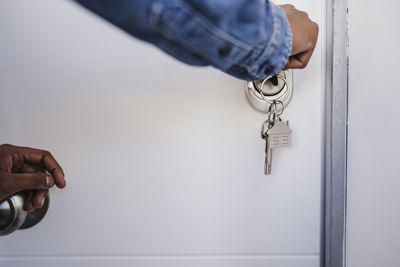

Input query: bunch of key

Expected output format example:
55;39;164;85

261;100;292;175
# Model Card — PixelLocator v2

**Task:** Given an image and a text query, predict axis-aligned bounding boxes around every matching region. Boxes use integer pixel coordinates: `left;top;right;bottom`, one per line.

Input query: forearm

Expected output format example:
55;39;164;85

74;0;292;80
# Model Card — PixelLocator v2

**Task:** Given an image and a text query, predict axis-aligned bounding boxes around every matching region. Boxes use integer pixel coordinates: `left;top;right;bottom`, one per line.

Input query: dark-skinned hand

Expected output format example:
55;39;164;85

0;144;66;212
280;4;319;69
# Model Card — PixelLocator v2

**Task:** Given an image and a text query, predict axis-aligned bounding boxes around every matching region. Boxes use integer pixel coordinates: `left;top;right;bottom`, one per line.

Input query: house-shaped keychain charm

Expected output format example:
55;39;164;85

267;119;292;149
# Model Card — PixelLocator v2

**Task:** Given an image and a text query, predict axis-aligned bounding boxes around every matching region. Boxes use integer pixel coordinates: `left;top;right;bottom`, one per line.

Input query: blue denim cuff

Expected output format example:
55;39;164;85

149;0;292;81
249;3;292;78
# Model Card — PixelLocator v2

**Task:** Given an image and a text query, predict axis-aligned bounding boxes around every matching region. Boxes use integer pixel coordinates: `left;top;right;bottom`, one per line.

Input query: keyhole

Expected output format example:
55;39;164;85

270;75;279;86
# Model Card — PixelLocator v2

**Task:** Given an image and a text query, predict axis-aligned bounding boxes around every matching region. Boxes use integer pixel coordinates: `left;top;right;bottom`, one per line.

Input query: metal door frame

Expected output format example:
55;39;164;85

322;0;349;266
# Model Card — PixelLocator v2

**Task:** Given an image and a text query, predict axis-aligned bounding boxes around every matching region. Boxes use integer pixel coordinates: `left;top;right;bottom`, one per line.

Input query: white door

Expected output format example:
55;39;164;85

0;0;324;266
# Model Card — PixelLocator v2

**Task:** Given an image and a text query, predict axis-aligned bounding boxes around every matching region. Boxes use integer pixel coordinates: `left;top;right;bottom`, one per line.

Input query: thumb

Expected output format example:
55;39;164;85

0;171;55;199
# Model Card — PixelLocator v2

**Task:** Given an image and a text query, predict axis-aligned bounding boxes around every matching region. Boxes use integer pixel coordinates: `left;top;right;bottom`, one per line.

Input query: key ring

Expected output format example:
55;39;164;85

261;119;274;138
261;100;284;138
259;74;290;104
266;100;284;123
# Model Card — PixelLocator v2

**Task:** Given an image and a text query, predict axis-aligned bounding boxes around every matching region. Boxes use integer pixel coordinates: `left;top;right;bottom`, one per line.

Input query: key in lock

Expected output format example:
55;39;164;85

245;70;293;113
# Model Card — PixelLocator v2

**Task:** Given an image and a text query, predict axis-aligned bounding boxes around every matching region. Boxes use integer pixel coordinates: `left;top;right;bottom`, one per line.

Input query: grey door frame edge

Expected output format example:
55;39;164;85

322;0;349;267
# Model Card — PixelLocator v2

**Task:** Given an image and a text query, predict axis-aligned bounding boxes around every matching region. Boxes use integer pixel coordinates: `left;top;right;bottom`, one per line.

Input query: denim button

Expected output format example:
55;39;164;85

264;65;274;75
218;44;231;57
228;64;248;75
258;60;270;71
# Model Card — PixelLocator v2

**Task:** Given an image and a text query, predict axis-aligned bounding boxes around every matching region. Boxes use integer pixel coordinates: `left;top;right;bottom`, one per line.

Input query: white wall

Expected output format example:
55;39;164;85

347;0;400;266
0;0;323;266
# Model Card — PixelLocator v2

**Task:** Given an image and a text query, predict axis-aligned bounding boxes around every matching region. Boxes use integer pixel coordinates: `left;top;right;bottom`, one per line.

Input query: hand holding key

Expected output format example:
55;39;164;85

280;4;319;69
261;101;292;175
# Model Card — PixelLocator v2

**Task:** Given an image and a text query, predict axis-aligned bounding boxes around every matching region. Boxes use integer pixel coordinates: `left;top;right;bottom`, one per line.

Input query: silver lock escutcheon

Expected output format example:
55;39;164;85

246;70;293;112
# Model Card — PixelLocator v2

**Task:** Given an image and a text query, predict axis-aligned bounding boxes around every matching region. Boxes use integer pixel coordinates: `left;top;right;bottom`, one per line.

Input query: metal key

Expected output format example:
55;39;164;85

264;135;273;175
262;118;292;175
262;120;274;175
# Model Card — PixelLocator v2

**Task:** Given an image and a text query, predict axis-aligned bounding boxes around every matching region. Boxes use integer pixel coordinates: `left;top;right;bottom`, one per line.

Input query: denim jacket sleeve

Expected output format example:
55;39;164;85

74;0;292;81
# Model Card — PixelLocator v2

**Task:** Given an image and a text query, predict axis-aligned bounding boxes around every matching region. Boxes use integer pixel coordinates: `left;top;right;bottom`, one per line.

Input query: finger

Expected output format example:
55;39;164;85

24;190;35;212
32;189;48;209
21;163;45;173
280;4;295;8
285;47;315;69
295;46;315;67
0;171;54;197
17;146;66;188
